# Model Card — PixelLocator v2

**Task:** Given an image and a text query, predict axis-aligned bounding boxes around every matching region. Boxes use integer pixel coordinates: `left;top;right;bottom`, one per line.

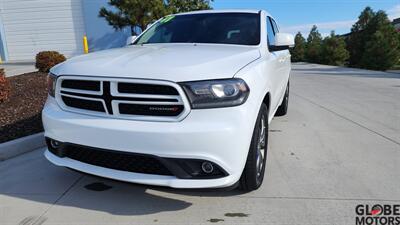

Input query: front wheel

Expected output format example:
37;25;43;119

239;103;269;191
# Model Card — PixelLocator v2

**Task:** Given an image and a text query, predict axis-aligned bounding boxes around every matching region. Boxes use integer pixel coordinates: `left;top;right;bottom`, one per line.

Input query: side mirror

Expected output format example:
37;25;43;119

126;35;137;46
270;33;294;51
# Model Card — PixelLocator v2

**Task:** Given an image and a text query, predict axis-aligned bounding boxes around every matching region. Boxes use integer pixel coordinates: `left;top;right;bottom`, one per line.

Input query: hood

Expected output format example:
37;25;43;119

52;44;260;82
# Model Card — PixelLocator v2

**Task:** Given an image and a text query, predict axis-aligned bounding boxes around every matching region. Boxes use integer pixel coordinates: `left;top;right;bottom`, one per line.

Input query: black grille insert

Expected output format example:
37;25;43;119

62;96;105;112
51;144;173;176
118;83;179;95
61;80;100;91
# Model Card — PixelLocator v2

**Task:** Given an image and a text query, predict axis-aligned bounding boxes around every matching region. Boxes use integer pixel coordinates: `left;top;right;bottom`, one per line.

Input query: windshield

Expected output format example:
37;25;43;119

135;13;261;46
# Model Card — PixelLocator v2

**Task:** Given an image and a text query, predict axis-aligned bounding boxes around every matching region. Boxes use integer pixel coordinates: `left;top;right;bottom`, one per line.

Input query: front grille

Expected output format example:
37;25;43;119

56;76;189;121
51;144;173;176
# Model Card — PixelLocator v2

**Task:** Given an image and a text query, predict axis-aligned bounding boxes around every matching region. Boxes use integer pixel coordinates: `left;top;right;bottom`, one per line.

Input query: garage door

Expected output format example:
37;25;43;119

0;0;85;61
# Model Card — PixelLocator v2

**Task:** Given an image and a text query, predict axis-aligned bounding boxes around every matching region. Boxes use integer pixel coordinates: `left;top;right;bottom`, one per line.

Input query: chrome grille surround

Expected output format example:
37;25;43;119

55;76;191;122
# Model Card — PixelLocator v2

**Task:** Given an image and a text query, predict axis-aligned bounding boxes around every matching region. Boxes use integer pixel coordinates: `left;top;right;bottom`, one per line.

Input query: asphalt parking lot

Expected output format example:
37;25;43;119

1;63;399;225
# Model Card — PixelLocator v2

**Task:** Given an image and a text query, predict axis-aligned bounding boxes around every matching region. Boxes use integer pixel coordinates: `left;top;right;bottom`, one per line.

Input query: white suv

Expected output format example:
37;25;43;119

43;10;294;191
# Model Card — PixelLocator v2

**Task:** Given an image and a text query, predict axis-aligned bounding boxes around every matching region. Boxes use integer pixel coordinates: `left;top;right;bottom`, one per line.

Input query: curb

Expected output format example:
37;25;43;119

0;132;45;161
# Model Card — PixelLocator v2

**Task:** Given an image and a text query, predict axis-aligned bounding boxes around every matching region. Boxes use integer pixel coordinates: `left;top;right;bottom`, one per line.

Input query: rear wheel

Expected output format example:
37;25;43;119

239;103;268;191
275;82;289;117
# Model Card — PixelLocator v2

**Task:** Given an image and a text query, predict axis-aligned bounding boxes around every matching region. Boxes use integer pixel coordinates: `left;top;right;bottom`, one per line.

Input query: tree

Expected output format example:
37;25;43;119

347;7;400;70
347;7;376;67
305;25;323;63
359;11;400;70
99;0;166;35
352;6;375;31
320;31;349;66
99;0;213;35
290;32;306;62
167;0;212;14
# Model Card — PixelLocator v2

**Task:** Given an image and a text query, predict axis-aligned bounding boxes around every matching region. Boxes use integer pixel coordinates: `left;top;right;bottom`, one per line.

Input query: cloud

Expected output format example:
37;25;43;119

280;20;355;36
388;4;400;20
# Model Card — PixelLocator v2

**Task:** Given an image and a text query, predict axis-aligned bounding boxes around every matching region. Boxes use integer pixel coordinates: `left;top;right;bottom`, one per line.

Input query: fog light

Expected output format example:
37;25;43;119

50;140;61;149
201;162;214;174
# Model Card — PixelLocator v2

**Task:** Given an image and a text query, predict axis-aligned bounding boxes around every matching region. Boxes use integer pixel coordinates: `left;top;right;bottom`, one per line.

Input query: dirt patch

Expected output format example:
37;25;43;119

0;72;48;143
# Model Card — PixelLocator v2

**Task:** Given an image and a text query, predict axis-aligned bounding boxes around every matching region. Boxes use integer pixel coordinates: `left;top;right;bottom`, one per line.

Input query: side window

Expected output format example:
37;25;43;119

266;17;275;46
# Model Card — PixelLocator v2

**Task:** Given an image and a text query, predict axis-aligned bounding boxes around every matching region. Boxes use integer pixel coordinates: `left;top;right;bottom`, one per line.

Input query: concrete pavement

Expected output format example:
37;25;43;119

1;63;399;224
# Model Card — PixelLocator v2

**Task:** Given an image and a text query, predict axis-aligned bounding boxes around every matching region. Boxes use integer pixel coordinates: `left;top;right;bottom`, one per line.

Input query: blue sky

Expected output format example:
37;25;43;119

212;0;400;36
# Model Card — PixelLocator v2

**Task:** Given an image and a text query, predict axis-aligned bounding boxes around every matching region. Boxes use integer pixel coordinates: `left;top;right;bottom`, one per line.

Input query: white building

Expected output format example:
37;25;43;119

0;0;130;62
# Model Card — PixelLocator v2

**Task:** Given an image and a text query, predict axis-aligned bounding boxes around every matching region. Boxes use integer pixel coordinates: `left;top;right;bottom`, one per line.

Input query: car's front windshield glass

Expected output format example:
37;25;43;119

134;13;260;46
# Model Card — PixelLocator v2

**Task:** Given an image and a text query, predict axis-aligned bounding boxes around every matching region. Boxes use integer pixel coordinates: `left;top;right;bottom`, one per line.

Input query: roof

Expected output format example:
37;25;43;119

393;18;400;25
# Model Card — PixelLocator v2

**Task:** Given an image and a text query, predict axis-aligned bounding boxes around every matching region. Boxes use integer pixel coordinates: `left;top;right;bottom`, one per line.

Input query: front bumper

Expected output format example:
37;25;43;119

42;97;258;188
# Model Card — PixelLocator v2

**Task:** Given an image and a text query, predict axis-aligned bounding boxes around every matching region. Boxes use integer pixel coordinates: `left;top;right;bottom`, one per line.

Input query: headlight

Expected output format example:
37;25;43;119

180;78;249;109
47;73;57;97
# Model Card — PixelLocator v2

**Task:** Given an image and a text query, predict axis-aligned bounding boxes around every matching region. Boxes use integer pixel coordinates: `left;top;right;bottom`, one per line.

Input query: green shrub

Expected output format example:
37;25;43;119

291;32;306;62
348;8;400;70
35;51;66;73
320;31;349;66
0;68;10;102
305;25;323;63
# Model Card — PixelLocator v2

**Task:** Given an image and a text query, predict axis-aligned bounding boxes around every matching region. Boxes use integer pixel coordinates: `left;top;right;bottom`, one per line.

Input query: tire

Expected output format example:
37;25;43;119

239;103;269;191
275;82;289;117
